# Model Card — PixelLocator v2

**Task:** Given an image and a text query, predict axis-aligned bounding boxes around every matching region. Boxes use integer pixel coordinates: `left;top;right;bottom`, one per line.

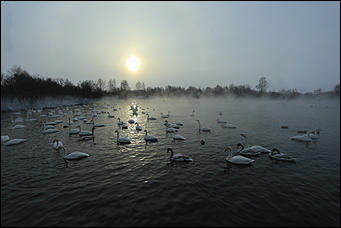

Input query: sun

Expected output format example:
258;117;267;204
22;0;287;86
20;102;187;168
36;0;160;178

126;56;140;72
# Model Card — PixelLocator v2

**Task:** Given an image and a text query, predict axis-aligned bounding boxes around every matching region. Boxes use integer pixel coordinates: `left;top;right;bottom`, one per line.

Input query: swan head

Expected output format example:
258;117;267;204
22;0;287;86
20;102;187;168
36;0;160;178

115;130;118;133
53;138;57;143
196;119;200;123
272;148;280;154
167;148;173;153
224;146;232;152
237;143;244;149
240;133;247;138
200;139;205;145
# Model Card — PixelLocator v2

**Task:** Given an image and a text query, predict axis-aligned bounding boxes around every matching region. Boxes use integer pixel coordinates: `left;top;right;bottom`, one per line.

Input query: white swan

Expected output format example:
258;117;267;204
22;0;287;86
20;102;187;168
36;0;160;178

225;146;254;165
144;130;158;142
217;118;227;124
173;134;185;140
269;148;296;163
42;128;60;134
93;123;105;128
52;139;65;151
63;151;90;161
236;143;261;157
12;124;26;129
308;129;320;139
1;135;10;143
79;127;95;142
115;130;131;144
44;121;57;126
164;120;179;129
43;125;55;130
196;120;211;132
167;148;193;162
78;127;93;136
117;118;124;126
221;123;237;128
175;121;183;126
11;116;23;123
135;122;142;131
290;133;312;142
240;134;271;153
4;139;27;146
161;111;170;118
121;123;128;129
147;114;157;121
69;125;81;135
166;127;178;133
107;112;115;118
90;119;104;128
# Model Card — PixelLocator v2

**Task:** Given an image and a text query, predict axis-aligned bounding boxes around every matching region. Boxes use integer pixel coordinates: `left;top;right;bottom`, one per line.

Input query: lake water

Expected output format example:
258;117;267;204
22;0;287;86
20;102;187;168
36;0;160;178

1;96;340;226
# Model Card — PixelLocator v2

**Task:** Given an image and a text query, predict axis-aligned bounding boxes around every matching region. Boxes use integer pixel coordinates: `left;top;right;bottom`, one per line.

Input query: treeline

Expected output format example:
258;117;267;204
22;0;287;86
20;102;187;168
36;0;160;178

1;66;340;99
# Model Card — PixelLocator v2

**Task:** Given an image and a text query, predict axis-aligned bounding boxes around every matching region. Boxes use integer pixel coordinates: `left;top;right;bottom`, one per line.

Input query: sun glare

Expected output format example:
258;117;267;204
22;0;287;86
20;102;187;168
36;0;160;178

126;56;140;72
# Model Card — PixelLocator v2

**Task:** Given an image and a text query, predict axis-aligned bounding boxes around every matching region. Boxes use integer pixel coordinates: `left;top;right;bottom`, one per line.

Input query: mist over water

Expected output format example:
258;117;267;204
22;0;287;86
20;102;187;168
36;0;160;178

1;96;340;226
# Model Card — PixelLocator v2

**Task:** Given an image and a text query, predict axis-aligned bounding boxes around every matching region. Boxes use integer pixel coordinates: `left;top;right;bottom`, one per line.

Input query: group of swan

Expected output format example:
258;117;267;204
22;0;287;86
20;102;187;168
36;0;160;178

222;133;296;165
290;128;320;142
225;145;295;165
3;105;310;167
217;114;237;128
163;120;185;140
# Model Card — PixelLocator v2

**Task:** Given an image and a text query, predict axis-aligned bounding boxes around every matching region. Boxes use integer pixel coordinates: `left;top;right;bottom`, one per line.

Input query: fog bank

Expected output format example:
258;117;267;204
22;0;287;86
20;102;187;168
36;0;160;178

1;96;93;111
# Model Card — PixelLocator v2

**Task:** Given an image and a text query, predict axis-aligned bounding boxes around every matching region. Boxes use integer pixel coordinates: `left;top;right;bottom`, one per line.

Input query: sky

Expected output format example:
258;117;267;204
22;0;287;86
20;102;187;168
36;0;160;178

1;1;340;92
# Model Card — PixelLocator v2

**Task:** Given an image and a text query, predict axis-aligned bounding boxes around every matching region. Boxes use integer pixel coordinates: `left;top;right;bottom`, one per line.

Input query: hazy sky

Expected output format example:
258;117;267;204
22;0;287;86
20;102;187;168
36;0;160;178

1;1;340;92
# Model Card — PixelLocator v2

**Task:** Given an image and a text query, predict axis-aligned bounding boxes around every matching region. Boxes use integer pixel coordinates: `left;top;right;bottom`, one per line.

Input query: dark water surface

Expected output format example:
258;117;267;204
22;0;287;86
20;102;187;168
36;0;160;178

1;96;340;226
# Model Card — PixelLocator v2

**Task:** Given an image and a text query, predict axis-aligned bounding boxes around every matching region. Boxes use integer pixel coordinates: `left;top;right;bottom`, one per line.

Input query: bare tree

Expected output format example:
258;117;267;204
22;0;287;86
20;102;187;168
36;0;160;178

135;81;142;90
96;78;106;91
256;77;268;93
108;79;116;93
120;80;130;91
